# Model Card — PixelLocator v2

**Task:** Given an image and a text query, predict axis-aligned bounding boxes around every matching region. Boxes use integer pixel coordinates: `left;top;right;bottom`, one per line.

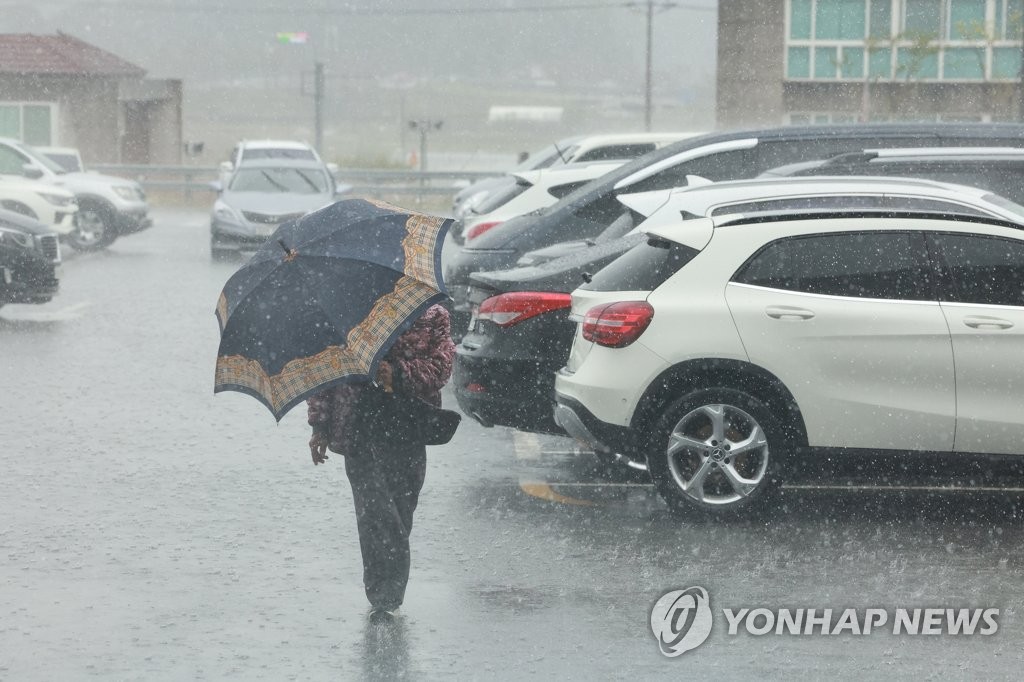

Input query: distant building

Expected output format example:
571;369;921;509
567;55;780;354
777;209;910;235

717;0;1024;128
0;32;182;164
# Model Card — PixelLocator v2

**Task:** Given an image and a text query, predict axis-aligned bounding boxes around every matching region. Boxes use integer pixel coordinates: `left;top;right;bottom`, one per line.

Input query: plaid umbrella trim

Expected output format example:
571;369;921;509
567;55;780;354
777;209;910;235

402;212;446;288
214;275;440;416
216;293;229;331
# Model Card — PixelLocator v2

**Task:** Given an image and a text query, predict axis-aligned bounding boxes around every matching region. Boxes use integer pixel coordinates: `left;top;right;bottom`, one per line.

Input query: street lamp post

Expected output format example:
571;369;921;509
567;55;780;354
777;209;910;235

628;0;679;132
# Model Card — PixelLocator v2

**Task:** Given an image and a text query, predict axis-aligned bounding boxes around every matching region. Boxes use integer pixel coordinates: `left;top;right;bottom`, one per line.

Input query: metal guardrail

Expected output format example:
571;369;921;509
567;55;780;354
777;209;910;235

90;164;504;201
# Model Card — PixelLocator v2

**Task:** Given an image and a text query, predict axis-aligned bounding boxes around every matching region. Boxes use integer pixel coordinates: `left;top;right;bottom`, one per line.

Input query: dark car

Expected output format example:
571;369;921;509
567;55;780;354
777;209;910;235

454;233;644;435
764;147;1024;205
0;208;61;309
444;123;1024;336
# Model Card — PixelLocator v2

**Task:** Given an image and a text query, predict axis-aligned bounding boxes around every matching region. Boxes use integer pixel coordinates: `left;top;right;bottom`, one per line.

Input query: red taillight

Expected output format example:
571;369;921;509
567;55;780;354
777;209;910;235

582;301;654;348
466;220;502;241
477;291;572;327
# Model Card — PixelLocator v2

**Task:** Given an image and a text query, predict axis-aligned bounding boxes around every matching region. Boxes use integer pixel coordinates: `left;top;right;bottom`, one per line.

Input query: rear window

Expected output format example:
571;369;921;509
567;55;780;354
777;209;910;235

580;237;699;292
473;179;532;214
241;148;316;161
575;144;656;162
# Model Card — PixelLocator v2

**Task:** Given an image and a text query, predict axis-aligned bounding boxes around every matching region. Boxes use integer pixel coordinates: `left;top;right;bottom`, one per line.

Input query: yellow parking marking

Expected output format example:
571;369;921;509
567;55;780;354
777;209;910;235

518;481;596;506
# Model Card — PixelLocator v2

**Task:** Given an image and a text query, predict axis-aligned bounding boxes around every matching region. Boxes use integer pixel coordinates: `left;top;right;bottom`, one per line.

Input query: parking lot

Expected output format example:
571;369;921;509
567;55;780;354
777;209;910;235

2;208;1024;678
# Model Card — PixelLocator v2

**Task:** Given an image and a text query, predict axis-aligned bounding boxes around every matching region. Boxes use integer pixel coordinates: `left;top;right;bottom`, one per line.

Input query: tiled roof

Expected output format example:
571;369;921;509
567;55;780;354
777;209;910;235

0;32;145;76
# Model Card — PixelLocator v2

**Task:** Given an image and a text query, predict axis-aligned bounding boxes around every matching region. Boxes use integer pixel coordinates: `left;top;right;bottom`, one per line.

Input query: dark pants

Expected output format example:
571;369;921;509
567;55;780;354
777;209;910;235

344;436;427;610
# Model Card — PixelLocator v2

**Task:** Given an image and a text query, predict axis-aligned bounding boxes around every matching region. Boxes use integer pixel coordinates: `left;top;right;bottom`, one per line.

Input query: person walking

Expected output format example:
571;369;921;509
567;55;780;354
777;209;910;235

306;304;455;622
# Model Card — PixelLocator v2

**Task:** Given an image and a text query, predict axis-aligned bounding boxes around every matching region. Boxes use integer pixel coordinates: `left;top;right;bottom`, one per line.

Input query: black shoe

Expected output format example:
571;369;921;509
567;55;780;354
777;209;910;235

368;607;397;625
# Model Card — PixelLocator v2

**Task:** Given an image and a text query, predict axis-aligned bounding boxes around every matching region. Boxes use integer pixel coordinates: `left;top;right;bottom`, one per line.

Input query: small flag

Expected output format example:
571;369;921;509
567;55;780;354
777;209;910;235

276;32;309;45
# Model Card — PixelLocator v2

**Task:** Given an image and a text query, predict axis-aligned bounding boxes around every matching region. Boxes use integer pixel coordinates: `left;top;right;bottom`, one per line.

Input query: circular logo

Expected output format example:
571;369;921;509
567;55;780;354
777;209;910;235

650;587;713;657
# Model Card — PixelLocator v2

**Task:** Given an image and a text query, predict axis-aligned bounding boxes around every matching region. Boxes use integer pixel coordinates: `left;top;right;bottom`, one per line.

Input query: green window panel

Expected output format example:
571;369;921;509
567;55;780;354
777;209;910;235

904;0;942;36
791;0;812;39
943;47;985;78
869;47;893;77
842;46;866;77
869;0;893;38
22;105;51;146
788;46;811;77
0;105;19;139
949;0;986;39
998;0;1024;38
897;46;939;78
816;0;867;39
815;45;839;77
789;113;813;124
833;113;858;122
992;46;1023;78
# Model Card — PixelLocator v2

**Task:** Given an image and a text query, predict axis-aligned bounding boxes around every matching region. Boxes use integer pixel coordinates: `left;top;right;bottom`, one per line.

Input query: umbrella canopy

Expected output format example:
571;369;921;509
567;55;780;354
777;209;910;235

214;198;452;420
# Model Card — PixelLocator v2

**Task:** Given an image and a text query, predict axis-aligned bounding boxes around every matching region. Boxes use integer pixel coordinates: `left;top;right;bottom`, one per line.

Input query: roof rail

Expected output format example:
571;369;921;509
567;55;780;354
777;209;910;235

714;208;1024;231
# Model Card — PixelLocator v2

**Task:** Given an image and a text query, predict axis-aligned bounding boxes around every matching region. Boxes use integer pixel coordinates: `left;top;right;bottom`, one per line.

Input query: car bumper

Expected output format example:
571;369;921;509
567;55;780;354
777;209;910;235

116;209;153;235
453;351;563;434
51;209;77;236
553;393;635;457
0;253;59;304
211;221;272;250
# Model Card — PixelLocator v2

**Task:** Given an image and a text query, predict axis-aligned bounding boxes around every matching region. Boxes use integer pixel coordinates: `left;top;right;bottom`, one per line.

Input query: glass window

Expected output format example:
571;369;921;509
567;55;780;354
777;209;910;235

0;105;19;139
904;0;942;35
791;0;813;38
733;231;933;301
869;47;893;76
869;0;893;37
842;46;866;77
949;0;986;39
815;46;839;77
816;0;867;39
931;233;1024;306
581;237;699;292
944;47;985;79
997;0;1024;38
0;144;29;175
574;144;656;162
788;47;811;77
228;167;330;194
897;47;939;78
473;179;531;214
22;105;51;146
992;47;1021;79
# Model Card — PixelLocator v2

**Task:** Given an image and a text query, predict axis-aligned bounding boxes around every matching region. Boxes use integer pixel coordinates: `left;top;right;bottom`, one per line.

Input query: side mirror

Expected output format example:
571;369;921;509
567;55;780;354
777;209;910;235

22;164;44;180
326;162;339;175
334;182;353;196
219;161;233;173
209;180;223;193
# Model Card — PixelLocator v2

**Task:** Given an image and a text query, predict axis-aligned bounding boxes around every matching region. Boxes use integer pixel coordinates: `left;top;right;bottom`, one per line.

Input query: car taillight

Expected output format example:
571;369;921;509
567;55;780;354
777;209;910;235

582;301;654;348
477;291;572;327
466;220;502;241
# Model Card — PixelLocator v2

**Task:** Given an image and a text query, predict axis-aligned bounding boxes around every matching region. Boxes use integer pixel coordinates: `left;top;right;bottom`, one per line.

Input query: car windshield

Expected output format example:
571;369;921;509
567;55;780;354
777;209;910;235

40;151;82;173
228;167;329;194
19;143;66;174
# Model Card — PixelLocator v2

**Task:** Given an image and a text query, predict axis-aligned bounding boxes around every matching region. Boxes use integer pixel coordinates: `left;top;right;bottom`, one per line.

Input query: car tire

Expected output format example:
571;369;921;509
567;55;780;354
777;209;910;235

647;387;783;518
68;201;118;251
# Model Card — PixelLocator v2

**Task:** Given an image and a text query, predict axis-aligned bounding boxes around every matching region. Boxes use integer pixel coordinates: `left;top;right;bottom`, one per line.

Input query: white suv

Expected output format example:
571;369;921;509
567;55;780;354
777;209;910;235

554;209;1024;516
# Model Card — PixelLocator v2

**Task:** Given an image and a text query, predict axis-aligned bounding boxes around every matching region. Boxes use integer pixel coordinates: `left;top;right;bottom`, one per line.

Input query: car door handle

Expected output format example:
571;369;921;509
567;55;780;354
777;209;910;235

765;305;815;321
963;315;1014;330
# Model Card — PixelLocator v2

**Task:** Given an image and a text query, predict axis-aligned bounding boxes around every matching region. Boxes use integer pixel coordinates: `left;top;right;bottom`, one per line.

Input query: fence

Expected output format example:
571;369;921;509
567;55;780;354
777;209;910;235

90;164;504;205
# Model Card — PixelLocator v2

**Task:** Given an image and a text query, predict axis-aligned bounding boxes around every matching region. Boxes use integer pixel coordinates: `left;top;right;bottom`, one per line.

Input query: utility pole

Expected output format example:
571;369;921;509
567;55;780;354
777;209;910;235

313;61;325;153
629;1;679;132
644;0;654;131
408;118;442;203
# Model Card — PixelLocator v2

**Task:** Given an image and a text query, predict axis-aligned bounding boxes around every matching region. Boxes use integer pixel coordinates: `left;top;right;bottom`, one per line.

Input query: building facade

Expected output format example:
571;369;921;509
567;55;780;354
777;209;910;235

0;33;182;164
717;0;1024;128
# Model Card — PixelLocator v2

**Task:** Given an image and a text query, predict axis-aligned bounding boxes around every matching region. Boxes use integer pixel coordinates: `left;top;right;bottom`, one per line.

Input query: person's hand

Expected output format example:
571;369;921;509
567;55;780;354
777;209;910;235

309;431;329;465
376;360;394;393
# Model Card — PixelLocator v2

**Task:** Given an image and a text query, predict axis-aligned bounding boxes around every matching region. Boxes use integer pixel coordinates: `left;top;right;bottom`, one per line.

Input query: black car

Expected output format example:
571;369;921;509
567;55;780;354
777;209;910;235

0;208;60;309
444;123;1024;336
454;234;643;435
765;147;1024;205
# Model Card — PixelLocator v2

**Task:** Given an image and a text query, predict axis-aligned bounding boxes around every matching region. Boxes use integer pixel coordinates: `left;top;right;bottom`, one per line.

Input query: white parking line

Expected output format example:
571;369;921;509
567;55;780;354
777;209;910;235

0;301;93;322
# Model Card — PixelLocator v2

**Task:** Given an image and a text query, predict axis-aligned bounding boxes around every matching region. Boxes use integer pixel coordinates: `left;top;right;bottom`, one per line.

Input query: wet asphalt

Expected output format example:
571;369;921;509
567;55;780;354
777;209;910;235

3;207;1024;679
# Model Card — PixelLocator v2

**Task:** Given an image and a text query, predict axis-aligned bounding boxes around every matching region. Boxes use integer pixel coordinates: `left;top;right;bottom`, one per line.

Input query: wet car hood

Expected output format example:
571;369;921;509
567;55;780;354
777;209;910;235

0;207;55;236
57;172;141;192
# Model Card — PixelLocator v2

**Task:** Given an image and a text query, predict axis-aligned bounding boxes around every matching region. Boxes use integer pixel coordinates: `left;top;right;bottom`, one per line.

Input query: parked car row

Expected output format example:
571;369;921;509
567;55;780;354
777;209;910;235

447;122;1024;517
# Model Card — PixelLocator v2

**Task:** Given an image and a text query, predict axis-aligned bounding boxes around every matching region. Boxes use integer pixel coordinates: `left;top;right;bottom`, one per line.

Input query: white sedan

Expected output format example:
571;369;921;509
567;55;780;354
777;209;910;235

0;177;77;236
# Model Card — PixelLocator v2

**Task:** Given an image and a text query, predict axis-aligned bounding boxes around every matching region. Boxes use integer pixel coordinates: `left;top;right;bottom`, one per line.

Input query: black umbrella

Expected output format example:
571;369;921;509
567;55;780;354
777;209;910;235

214;198;451;420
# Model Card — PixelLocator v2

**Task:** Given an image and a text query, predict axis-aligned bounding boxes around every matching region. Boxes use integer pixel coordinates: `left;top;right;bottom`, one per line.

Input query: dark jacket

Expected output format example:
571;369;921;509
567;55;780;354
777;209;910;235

307;304;455;454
